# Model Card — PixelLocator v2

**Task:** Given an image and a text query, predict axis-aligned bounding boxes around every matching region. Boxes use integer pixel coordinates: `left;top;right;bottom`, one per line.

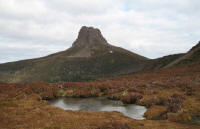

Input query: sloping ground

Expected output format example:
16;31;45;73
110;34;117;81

0;41;185;83
0;62;200;129
0;44;149;83
166;42;200;67
146;53;184;70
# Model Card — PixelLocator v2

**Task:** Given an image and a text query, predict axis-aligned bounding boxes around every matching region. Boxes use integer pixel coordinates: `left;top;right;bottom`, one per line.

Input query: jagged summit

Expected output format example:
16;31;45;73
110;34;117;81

72;26;108;47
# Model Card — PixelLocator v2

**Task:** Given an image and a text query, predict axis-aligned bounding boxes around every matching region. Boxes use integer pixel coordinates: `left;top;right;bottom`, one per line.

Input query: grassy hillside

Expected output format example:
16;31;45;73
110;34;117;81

166;42;200;67
0;44;149;82
0;43;188;83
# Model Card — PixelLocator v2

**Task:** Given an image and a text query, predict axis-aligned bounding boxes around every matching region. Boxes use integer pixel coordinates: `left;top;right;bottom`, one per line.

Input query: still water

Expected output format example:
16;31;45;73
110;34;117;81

50;97;146;120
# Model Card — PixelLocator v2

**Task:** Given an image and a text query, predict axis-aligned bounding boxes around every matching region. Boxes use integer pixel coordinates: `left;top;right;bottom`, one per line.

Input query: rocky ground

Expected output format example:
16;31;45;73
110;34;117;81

0;62;200;129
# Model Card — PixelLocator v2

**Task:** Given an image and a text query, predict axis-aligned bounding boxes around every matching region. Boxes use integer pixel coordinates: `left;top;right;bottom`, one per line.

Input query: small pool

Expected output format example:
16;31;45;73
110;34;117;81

50;97;146;120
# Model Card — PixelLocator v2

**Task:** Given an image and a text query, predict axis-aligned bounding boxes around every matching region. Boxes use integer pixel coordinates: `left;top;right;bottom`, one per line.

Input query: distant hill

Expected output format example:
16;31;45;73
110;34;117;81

165;41;200;67
0;26;149;82
0;26;199;83
145;53;185;70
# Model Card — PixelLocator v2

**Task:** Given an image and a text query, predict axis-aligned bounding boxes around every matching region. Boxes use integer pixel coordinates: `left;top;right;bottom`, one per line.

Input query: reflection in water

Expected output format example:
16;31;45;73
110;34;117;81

50;97;146;120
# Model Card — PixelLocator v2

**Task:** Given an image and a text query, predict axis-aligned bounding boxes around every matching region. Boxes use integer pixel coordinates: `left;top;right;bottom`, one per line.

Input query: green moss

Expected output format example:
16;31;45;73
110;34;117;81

0;101;18;108
43;126;61;129
57;90;67;97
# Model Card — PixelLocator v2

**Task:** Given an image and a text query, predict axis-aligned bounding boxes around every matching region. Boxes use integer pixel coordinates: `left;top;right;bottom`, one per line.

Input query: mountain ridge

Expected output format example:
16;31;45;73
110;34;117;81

0;26;149;82
0;26;199;83
165;41;200;67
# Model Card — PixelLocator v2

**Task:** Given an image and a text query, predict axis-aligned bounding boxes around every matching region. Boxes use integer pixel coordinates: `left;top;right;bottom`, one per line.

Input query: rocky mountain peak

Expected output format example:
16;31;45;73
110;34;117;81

72;26;108;47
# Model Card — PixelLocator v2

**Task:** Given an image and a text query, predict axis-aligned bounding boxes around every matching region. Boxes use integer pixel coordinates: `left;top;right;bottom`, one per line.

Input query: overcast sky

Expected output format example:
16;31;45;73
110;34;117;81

0;0;199;63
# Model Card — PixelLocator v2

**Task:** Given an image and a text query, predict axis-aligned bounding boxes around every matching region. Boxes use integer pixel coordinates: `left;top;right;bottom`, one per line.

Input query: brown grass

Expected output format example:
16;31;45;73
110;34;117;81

0;62;200;128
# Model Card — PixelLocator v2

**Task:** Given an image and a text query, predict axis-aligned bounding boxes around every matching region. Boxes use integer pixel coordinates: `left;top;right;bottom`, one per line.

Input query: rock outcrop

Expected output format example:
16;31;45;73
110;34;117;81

72;26;108;47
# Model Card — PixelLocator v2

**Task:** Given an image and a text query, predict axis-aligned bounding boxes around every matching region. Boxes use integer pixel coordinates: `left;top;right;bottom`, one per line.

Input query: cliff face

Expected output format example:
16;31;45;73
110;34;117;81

72;26;108;47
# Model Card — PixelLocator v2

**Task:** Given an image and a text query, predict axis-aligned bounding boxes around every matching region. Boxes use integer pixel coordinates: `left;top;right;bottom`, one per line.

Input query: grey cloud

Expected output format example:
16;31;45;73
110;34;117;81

0;0;199;63
43;0;122;15
0;47;52;63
